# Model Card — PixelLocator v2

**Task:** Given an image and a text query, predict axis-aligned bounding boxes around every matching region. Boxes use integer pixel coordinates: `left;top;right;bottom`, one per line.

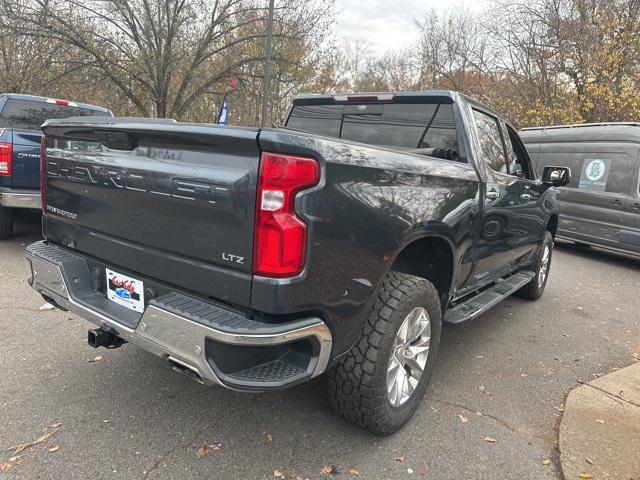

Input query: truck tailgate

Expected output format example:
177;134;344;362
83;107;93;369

11;130;42;188
41;120;260;307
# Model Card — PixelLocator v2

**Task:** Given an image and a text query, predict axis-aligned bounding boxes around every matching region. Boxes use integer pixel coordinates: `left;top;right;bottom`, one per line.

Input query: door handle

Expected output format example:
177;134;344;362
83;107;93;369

520;193;531;202
631;202;640;210
486;189;499;201
611;199;623;205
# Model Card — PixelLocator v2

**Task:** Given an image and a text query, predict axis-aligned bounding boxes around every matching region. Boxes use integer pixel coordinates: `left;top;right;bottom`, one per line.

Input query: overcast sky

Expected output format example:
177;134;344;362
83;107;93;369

334;0;485;55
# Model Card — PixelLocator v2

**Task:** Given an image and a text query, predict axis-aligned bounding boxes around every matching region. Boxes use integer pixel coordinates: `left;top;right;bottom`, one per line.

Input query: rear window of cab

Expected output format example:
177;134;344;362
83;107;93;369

0;99;110;131
287;102;458;153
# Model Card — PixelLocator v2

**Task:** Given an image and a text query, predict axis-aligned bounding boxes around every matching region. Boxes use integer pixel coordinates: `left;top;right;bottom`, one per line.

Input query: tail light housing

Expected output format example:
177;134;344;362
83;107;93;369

40;135;46;211
254;152;320;277
0;142;12;176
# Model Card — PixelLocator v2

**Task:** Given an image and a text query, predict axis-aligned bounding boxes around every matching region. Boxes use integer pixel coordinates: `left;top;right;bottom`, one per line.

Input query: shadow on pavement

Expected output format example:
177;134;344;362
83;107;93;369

555;239;640;270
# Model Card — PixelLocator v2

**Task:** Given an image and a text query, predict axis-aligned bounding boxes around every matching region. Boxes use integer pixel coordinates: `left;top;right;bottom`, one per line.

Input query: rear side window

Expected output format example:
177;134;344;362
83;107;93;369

287;102;458;152
0;99;110;131
472;109;507;174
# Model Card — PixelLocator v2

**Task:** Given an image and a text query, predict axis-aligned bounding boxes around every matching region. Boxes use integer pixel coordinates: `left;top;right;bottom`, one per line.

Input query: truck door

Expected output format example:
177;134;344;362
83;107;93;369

621;153;640;253
465;107;523;289
502;123;545;264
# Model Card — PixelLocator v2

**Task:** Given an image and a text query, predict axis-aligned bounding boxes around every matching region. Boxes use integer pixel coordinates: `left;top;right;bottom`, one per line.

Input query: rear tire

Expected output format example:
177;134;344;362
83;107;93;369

516;231;553;300
0;206;13;240
327;271;441;435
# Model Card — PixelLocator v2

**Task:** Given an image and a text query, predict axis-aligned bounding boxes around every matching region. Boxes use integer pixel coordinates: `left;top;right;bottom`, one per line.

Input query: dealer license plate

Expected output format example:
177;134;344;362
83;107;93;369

106;268;145;313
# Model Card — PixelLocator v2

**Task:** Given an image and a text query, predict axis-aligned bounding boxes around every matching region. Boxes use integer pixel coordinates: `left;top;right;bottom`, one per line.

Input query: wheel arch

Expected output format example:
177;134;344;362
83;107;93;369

386;234;455;311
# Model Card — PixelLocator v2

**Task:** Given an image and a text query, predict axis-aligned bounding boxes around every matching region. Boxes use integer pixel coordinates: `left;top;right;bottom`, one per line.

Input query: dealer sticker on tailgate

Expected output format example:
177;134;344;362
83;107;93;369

106;269;145;313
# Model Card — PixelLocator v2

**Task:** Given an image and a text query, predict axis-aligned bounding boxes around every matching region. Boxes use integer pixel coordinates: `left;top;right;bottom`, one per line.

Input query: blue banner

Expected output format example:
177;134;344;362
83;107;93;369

218;96;229;125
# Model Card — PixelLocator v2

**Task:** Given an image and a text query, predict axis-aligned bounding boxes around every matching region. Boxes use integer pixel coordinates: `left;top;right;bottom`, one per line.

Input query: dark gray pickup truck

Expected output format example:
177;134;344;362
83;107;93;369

26;91;569;433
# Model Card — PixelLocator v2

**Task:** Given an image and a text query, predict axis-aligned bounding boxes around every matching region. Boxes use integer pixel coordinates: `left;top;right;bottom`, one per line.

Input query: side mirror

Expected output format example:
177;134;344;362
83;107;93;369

542;166;571;187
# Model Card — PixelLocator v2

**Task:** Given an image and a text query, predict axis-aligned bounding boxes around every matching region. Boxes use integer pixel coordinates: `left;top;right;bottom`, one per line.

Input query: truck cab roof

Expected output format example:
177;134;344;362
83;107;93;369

0;93;113;115
520;123;640;144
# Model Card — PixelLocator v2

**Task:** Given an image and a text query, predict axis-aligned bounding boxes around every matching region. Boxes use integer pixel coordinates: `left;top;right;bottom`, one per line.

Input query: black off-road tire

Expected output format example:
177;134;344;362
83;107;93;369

516;231;554;300
326;271;442;435
0;206;13;240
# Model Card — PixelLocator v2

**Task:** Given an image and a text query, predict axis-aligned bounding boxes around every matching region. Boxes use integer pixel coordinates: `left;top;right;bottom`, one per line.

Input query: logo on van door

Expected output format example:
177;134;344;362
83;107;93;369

585;160;606;182
579;158;611;192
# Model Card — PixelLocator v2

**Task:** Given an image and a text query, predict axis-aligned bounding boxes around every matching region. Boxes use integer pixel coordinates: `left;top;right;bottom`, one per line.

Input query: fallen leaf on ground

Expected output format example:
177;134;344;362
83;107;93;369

50;423;62;428
0;464;12;472
478;385;495;397
475;411;482;416
483;436;496;443
8;455;21;463
595;419;605;424
10;428;59;455
273;470;285;478
542;459;550;465
195;446;208;459
395;455;406;462
208;443;221;450
349;468;360;476
420;468;428;476
88;356;103;363
266;434;273;442
48;446;59;453
585;459;593;465
321;465;339;475
294;476;304;480
577;474;593;479
458;414;468;423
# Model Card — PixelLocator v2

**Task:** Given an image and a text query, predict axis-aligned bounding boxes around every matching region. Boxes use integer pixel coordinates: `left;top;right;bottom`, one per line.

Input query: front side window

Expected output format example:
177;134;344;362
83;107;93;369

504;125;532;179
473;109;507;174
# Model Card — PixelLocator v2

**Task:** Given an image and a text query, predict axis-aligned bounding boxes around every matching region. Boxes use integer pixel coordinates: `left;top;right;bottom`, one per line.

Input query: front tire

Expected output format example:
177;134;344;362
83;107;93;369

327;271;442;435
516;231;554;300
0;206;13;240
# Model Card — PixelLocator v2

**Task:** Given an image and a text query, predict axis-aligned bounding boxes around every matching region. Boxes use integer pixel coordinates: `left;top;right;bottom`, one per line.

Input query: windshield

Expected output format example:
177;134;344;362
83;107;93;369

286;102;458;152
0;99;111;131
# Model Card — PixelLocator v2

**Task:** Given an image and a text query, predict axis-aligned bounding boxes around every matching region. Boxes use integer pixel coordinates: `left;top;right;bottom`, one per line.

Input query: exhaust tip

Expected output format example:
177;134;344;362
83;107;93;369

168;357;204;384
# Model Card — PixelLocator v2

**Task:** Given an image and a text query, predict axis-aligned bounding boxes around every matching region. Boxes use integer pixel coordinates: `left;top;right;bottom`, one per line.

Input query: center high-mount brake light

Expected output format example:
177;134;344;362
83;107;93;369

333;93;395;103
45;98;77;107
254;152;320;277
0;142;12;176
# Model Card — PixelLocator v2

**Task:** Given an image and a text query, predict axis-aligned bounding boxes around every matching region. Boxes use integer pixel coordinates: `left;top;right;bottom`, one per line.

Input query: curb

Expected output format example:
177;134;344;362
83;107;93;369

559;361;640;479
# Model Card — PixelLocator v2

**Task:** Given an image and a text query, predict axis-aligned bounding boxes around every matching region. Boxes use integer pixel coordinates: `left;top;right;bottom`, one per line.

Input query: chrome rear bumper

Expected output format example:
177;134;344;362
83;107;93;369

0;190;41;209
26;241;332;390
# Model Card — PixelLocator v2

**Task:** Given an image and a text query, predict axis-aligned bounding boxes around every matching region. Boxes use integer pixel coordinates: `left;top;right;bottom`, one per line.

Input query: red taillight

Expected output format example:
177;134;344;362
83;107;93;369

254;152;320;277
0;142;12;176
40;135;46;211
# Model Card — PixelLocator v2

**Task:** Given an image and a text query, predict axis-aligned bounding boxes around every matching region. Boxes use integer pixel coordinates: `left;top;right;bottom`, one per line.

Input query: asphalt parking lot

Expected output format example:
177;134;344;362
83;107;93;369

1;213;639;480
